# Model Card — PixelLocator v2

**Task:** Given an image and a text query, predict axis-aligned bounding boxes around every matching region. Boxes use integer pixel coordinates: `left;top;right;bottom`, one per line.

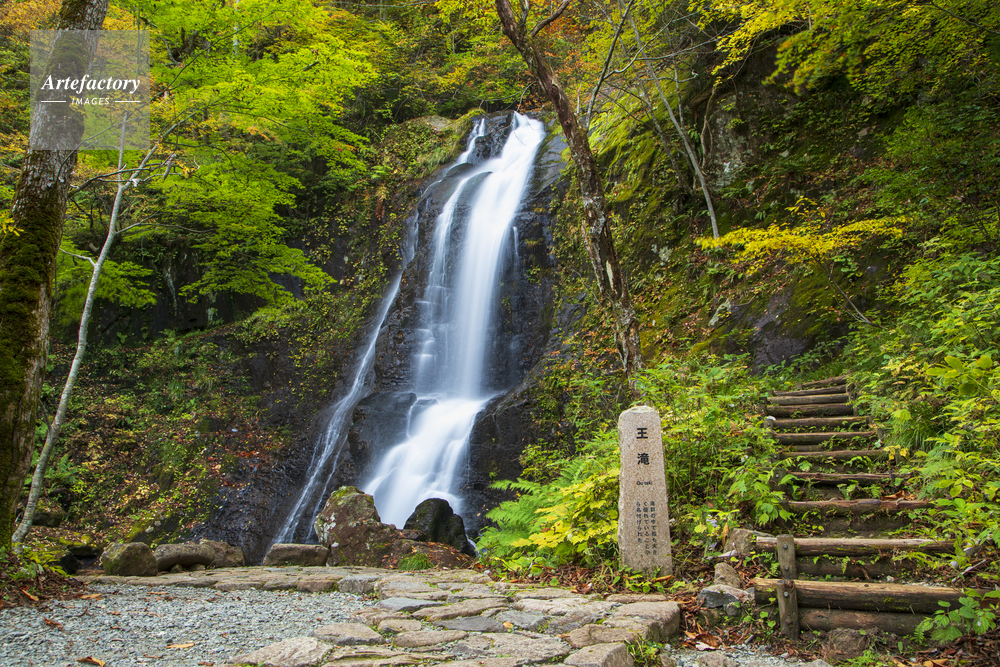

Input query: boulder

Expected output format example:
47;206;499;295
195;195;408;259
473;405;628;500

100;542;158;577
696;585;749;609
262;543;329;566
198;539;245;568
313;486;403;567
713;563;742;589
154;543;215;571
403;498;475;555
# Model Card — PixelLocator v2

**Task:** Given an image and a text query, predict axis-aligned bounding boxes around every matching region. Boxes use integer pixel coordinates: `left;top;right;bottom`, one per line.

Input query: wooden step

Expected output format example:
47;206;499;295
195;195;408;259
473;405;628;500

800;375;848;388
768;394;850;406
768;404;855;418
774;385;848;397
783;471;905;485
799;609;928;635
754;578;988;614
755;537;952;556
770;415;869;431
776;431;876;445
777;449;890;462
786;498;932;516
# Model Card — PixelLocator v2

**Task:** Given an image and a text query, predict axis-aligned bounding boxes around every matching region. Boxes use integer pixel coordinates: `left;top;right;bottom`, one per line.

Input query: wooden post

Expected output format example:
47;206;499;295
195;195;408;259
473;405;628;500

776;535;798;580
776;579;800;640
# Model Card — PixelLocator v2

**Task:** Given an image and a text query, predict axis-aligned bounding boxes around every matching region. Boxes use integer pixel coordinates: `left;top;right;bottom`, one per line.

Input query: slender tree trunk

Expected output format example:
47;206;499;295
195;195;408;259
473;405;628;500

625;9;719;238
0;0;109;547
495;0;642;381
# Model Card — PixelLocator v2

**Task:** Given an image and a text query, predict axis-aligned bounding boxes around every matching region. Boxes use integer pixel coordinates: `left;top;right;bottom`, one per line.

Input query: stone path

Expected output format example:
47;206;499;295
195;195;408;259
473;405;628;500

73;566;816;667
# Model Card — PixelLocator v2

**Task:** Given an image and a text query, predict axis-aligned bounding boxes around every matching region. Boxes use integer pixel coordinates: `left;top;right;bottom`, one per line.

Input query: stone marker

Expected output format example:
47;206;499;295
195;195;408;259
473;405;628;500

617;406;672;576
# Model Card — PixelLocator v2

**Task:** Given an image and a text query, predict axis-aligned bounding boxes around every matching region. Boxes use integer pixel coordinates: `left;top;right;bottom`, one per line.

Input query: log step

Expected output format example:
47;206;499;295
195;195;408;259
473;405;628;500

768;394;850;406
793;556;930;579
800;375;848;388
776;431;877;445
777;449;890;462
782;472;906;485
768;404;855;418
755;537;953;557
786;499;932;516
774;385;848;397
754;578;990;614
770;416;869;431
800;609;929;635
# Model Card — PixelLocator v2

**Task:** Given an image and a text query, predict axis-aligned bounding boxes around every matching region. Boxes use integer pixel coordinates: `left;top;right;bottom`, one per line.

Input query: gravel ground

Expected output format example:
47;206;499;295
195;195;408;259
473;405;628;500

0;583;822;667
0;584;367;667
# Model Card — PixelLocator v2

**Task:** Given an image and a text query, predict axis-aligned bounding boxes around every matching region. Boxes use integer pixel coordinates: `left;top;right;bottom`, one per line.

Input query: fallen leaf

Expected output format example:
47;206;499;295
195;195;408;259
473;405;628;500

21;589;39;602
167;642;195;649
81;594;102;600
694;633;720;649
77;659;106;666
151;592;168;595
198;663;215;666
503;622;513;629
43;618;64;630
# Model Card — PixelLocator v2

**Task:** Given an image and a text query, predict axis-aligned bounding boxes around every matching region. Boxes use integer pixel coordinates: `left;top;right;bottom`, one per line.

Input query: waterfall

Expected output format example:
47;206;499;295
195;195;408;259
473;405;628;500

272;113;543;543
363;114;545;527
271;120;487;545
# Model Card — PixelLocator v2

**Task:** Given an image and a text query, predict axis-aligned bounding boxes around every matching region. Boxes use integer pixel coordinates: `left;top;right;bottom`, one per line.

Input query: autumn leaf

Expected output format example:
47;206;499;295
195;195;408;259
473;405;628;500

43;618;64;630
21;589;39;602
167;642;195;649
80;594;103;600
77;658;106;666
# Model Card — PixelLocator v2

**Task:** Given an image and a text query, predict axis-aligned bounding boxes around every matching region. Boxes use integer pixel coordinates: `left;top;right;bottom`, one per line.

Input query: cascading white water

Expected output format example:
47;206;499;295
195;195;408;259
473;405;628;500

363;114;545;527
271;120;488;545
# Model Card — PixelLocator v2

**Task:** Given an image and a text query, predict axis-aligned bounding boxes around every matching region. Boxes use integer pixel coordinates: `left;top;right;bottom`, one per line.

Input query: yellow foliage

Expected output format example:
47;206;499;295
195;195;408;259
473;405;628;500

698;198;907;274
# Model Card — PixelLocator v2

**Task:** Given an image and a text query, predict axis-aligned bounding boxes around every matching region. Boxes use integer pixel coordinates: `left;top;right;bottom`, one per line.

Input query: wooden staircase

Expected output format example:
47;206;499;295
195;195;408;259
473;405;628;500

749;375;981;638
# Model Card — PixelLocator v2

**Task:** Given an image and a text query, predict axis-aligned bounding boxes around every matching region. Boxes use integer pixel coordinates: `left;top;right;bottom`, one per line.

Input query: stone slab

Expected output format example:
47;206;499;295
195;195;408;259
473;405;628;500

567;624;640;649
393;630;468;648
565;642;634;667
617;406;673;576
339;574;383;595
377;597;445;613
411;597;509;621
435;617;506;633
378;618;422;633
611;601;681;642
312;623;383;645
229;636;331;667
493;610;546;631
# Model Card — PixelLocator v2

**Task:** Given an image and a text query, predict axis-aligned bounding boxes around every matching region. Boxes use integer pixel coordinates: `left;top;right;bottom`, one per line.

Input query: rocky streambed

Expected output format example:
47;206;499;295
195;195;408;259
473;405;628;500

0;567;830;667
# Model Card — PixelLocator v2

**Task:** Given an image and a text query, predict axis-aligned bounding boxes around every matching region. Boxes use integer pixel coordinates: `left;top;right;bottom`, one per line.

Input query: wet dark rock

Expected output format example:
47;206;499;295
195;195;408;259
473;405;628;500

58;551;81;575
33;498;66;528
100;542;157;577
313;487;402;567
403;498;475;556
348;393;417;470
197;539;245;568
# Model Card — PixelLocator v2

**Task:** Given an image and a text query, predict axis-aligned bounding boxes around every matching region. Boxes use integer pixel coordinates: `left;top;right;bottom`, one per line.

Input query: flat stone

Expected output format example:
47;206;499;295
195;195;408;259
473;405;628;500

435;617;505;633
567;624;640;649
320;646;421;666
493;610;546;631
297;578;339;593
229;636;331;667
263;578;299;591
469;633;572;665
603;617;658;641
513;598;616;618
393;630;467;648
617;406;673;576
377;579;441;600
312;623;383;645
546;610;605;635
411;597;508;621
377;618;421;633
713;563;742;589
512;588;582;600
697;585;748;609
605;594;669;603
611;602;681;642
353;609;409;627
443;661;522;667
448;584;503;600
215;580;263;591
377;597;445;613
339;574;383;595
565;642;634;667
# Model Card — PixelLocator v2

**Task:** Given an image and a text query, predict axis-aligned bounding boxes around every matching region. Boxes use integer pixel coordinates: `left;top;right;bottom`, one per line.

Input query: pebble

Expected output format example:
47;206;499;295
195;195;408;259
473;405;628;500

0;568;824;667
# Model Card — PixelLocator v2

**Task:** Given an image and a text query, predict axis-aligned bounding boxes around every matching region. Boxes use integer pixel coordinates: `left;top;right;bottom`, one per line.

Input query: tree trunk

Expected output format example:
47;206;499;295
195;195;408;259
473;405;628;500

495;0;642;381
0;0;109;547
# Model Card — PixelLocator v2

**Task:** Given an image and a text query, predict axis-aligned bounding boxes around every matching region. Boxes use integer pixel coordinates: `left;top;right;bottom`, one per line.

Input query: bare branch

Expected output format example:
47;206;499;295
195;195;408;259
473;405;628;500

530;0;572;39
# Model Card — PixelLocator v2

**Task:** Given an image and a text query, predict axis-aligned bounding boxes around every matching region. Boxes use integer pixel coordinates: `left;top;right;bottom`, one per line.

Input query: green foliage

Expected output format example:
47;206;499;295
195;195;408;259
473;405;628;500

55;240;157;329
397;552;433;571
916;589;1000;642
